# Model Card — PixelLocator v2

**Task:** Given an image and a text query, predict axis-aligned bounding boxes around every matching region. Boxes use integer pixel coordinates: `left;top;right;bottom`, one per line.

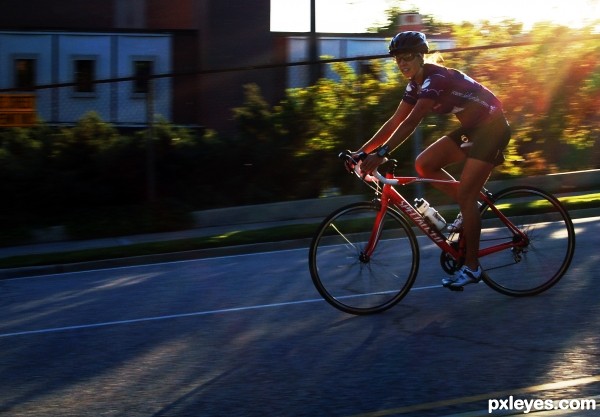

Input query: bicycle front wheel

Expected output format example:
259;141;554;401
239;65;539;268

479;186;576;296
308;202;419;315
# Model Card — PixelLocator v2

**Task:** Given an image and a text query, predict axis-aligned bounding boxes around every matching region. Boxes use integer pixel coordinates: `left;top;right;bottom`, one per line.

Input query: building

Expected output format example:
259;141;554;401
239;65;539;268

0;0;280;131
0;30;173;125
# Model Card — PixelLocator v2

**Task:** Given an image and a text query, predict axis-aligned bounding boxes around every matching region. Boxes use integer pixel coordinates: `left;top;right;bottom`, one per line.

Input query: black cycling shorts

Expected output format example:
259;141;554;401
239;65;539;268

447;112;511;166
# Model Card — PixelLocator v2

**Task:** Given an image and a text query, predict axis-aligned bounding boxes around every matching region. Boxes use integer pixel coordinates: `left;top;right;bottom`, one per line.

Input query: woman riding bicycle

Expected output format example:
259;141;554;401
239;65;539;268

352;31;511;288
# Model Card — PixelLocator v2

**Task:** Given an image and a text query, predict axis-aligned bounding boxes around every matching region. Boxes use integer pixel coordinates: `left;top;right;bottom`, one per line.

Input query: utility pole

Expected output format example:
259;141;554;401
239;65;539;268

309;0;320;85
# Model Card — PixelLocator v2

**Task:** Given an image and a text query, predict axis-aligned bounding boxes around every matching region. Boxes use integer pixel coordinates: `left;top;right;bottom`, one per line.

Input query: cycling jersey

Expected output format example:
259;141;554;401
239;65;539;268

402;64;502;128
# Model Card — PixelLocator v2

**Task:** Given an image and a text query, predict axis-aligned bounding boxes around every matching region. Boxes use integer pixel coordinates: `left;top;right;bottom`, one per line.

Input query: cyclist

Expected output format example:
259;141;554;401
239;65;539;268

350;31;511;288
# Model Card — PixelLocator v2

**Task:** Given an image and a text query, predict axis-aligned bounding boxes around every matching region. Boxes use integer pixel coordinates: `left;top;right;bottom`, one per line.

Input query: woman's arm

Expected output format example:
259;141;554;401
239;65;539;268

359;100;413;154
386;97;435;151
360;98;435;173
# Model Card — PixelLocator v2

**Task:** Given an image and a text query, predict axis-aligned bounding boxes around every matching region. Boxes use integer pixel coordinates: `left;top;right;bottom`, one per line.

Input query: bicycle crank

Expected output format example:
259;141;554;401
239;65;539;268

440;243;462;274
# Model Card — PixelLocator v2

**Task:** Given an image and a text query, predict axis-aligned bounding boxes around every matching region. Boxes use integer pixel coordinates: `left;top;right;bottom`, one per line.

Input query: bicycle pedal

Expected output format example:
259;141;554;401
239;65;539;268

447;285;464;292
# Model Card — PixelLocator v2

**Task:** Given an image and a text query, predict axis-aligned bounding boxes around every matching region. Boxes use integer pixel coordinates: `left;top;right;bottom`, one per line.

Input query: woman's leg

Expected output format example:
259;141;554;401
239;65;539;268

415;136;466;200
417;136;496;275
457;157;495;271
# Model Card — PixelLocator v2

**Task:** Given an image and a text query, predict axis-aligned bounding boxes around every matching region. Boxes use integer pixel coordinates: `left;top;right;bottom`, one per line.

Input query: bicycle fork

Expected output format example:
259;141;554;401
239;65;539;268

360;198;390;262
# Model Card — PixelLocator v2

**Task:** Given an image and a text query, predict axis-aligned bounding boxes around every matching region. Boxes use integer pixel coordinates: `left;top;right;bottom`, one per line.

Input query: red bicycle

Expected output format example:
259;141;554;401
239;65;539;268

308;151;576;315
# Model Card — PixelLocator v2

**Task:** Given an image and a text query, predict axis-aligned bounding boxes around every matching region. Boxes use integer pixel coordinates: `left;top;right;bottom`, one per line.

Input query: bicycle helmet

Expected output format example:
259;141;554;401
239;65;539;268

389;31;429;55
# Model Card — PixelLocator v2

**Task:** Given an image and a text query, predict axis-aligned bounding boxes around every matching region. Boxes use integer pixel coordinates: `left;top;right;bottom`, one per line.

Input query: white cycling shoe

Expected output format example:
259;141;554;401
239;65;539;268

442;265;482;288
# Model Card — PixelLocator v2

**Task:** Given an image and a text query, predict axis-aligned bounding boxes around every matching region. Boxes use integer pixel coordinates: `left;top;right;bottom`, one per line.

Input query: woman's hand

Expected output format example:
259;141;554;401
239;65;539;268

360;153;387;175
343;151;366;173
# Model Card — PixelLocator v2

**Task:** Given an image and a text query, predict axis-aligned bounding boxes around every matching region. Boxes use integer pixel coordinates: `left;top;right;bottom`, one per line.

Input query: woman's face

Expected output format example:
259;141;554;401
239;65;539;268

394;52;422;79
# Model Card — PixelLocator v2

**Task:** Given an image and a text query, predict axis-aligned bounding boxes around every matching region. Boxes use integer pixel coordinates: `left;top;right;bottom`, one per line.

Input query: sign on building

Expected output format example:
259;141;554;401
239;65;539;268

0;94;37;127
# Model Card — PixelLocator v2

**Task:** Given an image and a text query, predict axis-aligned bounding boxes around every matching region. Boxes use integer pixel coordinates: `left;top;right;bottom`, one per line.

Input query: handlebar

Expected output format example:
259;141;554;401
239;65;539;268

338;150;400;185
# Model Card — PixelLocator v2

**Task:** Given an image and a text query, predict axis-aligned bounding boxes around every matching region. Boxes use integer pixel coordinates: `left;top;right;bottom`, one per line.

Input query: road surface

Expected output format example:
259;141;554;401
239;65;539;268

0;217;599;416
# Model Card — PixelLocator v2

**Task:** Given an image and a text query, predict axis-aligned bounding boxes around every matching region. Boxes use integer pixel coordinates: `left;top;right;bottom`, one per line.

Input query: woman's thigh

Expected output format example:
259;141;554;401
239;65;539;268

415;136;466;175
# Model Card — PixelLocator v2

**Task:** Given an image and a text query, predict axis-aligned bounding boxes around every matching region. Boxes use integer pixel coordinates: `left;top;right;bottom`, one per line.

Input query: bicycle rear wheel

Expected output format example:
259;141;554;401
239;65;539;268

479;186;575;296
308;202;419;315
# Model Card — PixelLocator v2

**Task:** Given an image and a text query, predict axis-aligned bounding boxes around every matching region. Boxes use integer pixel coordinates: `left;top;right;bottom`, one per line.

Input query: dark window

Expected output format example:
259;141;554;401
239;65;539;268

133;60;153;94
14;59;36;90
74;59;96;93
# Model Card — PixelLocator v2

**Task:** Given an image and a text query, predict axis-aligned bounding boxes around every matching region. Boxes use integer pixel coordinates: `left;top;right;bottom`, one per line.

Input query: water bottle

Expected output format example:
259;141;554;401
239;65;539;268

414;198;446;231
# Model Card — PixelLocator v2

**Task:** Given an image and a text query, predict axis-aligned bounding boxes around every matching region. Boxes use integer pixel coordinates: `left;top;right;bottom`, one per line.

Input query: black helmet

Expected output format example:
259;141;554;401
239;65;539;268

389;31;429;55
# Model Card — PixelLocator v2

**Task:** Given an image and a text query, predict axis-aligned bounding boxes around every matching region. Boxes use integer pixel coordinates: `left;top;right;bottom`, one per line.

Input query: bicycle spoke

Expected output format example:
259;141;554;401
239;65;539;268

328;223;359;251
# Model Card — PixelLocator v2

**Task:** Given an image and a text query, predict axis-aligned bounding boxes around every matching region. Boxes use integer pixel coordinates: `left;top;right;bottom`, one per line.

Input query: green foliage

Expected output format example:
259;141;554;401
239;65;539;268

234;22;599;186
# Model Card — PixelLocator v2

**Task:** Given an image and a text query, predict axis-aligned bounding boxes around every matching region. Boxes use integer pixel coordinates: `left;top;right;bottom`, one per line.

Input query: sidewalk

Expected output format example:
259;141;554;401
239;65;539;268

0;216;325;279
0;219;309;258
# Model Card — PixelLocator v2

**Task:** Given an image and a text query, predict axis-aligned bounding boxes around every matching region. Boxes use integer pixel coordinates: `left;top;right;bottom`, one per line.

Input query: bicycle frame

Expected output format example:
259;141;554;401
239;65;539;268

363;170;529;264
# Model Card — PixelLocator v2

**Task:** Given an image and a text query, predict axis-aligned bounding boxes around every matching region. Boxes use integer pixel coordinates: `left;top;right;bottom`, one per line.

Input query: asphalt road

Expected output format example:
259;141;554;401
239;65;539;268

1;216;599;417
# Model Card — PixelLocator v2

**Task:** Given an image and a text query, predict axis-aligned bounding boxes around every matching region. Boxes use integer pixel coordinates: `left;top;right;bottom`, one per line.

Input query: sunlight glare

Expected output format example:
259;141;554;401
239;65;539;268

271;0;600;32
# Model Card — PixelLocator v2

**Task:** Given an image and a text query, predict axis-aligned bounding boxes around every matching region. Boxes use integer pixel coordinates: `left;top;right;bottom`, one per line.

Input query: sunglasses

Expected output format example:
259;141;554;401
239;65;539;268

394;53;418;62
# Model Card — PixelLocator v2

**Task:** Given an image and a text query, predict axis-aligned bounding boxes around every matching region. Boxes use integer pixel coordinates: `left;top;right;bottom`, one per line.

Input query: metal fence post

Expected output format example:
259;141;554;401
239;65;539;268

146;77;156;203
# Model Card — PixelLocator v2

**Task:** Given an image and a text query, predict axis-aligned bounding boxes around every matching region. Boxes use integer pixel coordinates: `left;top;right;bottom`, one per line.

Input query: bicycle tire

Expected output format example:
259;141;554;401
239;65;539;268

478;186;576;296
308;201;419;315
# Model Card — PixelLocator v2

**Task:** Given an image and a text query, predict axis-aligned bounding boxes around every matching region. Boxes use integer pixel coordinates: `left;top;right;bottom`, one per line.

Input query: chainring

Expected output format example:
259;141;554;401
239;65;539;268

440;241;462;274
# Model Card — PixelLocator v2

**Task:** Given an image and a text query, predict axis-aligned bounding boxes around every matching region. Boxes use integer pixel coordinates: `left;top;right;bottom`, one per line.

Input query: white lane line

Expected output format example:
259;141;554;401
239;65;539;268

0;284;442;339
0;298;325;338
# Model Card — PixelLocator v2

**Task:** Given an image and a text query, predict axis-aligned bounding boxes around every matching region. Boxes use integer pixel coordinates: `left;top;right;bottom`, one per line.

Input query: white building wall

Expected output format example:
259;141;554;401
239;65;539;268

0;31;172;126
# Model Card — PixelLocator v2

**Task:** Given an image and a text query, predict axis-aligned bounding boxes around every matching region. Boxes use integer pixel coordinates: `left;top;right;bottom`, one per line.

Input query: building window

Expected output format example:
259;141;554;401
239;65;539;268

74;59;96;93
133;60;154;94
14;59;36;90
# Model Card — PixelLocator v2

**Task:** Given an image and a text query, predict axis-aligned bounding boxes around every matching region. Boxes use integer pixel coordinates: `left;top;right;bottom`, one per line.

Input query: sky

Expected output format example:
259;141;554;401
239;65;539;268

271;0;600;33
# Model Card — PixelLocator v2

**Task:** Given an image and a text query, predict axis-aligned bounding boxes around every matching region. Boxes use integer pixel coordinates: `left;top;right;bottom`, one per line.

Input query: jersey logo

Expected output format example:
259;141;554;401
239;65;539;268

421;78;443;97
